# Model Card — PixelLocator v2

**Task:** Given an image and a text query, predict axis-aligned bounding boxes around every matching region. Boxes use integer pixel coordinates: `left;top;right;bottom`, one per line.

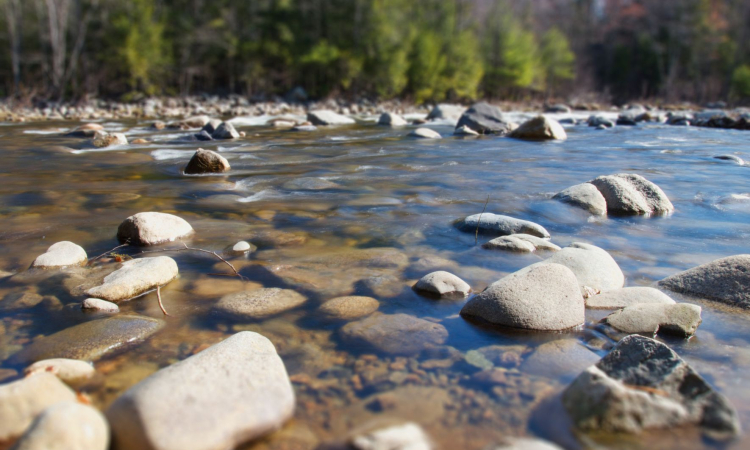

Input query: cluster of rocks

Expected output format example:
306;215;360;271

554;173;674;216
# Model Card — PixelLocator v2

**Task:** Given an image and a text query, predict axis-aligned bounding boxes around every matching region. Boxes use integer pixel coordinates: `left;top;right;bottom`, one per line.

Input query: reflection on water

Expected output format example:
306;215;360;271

1;117;749;449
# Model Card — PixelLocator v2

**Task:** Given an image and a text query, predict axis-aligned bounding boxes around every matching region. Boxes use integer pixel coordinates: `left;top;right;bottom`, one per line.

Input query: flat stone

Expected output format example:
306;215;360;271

81;297;120;313
211;122;240;139
409;127;441;139
10;401;109;450
307;110;355;126
11;315;164;363
539;242;624;295
106;332;295;450
659;255;750;309
350;423;431;450
24;359;96;387
377;112;407;126
282;177;340;191
461;263;584;331
319;296;379;320
562;335;740;436
341;313;448;356
508;116;567;140
413;271;471;298
85;256;178;302
117;212;194;246
604;303;702;337
589;173;674;215
184;149;230;174
553;183;607;215
215;288;307;319
456;102;511;134
92;131;127;148
521;339;601;382
0;373;77;442
483;234;560;253
586;287;675;309
31;241;88;269
458;213;550;238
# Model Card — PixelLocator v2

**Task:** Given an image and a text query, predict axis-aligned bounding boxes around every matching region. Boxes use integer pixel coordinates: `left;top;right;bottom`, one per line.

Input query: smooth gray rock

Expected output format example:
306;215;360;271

24;359;96;387
426;104;465;122
409;127;441;139
659;255;750;309
483;234;560;253
586;287;675;309
117;212;194;246
553;183;607;215
31;241;88;269
11;315;164;363
211;122;239;139
377;112;407;127
350;422;431;450
10;401;109;450
455;102;511;134
589;173;674;215
508;116;567;140
457;213;550;239
85;256;178;302
562;335;740;436
460;263;584;331
604;303;702;337
540;243;624;295
81;297;120;313
319;296;379;320
282;177;340;191
413;271;471;298
184;149;230;174
307;110;355;126
215;288;307;319
341;313;448;356
106;332;295;450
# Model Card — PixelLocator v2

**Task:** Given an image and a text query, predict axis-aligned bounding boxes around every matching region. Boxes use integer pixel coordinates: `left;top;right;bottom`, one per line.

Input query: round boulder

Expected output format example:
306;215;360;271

508;116;567;140
553;183;607;215
117;212;194;246
540;242;624;295
184;149;230;174
589;173;674;215
31;241;88;269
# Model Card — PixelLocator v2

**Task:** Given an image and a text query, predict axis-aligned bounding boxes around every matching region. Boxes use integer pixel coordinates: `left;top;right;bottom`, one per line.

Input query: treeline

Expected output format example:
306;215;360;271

1;0;749;103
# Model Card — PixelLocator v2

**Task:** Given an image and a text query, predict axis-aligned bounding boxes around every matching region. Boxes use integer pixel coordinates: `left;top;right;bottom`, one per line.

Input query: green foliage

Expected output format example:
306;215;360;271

731;65;750;99
539;28;575;91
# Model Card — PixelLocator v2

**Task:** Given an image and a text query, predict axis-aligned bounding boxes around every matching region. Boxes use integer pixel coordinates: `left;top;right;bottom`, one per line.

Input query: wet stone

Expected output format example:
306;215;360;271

603;302;702;337
539;242;624;295
84;256;178;302
319;296;379;320
457;213;550;238
24;358;96;387
553;183;607;215
409;128;441;139
483;234;560;253
520;339;600;382
117;211;194;246
586;286;675;309
307;110;355;126
413;271;471;298
350;422;431;450
492;437;564;450
11;315;165;364
211;121;240;139
456;102;511;134
92;130;127;148
10;401;109;450
378;112;408;127
184;148;230;174
508;115;567;140
31;241;88;269
659;255;750;309
589;173;674;216
215;288;307;319
81;297;120;313
341;313;448;356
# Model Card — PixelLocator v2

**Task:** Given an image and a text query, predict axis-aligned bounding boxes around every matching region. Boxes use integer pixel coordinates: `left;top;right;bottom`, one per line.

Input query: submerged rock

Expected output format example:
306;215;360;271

457;213;550;239
586;286;675;309
31;241;88;269
92;130;127;148
413;271;471;298
603;302;702;337
521;339;600;382
659;255;750;309
482;234;560;253
282;177;340;191
0;373;76;443
85;256;178;302
106;332;295;450
211;122;240;139
455;102;511;134
409;127;441;139
184;149;230;174
540;243;624;295
11;401;109;450
553;183;607;215
460;263;584;331
11;315;164;363
307;110;355;126
377;112;407;127
117;211;194;246
215;288;307;319
589;173;674;215
319;296;379;320
341;313;448;356
508;116;567;140
24;359;96;387
562;335;740;436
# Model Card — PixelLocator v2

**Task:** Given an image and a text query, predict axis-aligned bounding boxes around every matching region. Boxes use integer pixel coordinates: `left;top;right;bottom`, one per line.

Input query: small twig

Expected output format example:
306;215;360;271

156;285;171;316
475;195;490;246
140;243;248;280
89;241;130;263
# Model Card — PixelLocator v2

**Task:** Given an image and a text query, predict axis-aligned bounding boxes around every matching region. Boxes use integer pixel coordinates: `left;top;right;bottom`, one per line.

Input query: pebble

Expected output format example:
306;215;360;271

81;298;120;313
378;112;408;126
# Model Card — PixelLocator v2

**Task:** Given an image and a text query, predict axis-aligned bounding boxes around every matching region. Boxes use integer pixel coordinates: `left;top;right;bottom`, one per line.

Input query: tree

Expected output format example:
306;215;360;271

539;27;575;96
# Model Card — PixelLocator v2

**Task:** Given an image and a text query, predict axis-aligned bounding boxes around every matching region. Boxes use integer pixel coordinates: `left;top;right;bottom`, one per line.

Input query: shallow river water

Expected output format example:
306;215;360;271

1;113;749;449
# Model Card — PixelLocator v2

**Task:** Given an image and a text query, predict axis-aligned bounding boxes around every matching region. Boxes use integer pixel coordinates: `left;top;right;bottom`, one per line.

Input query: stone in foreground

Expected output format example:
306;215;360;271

117;211;194;246
31;241;88;269
215;288;307;319
604;303;702;337
106;332;295;450
307;110;355;126
586;286;675;309
184;149;230;174
409;127;441;139
562;335;740;436
85;256;178;302
24;359;96;387
11;315;164;363
482;234;560;253
341;313;448;356
350;422;431;450
413;271;471;298
458;213;550;238
553;183;607;215
319;296;379;320
540;243;624;295
460;263;584;331
659;255;750;309
508;116;567;140
11;401;109;450
0;373;76;443
589;173;674;215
